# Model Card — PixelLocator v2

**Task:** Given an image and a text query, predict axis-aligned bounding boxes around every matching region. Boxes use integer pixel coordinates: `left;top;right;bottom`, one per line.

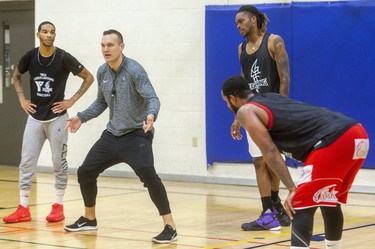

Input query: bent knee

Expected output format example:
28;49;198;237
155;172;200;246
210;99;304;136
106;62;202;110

135;167;162;187
77;166;98;184
252;157;267;170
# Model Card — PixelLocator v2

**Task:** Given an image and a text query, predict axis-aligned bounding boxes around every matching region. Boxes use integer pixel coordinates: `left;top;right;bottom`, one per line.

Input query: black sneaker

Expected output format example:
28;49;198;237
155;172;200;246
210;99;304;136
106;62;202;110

152;224;178;244
64;216;97;232
273;200;291;227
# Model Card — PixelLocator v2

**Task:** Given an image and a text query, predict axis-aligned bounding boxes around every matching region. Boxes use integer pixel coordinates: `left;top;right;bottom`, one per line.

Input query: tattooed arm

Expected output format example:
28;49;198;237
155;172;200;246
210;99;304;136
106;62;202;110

51;67;94;113
13;68;36;115
236;103;296;216
268;34;290;96
69;67;95;104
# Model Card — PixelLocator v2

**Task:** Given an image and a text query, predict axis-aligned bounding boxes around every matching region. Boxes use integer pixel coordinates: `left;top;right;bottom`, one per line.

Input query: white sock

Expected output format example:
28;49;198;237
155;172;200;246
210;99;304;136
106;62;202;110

20;189;31;207
55;189;65;205
325;239;342;249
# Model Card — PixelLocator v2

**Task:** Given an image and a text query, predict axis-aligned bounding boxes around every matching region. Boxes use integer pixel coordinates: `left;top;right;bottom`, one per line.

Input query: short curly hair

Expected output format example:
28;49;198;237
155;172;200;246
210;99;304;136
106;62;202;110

222;75;251;99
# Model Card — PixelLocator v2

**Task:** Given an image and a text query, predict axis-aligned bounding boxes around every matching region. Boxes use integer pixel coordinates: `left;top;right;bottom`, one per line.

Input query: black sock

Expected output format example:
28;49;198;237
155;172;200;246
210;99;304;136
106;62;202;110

261;196;273;212
271;190;280;203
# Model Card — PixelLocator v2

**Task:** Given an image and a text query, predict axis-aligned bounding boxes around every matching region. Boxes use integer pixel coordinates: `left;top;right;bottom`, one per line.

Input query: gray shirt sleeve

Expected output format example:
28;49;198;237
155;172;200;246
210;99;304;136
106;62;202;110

77;68;108;123
76;57;160;136
130;61;160;121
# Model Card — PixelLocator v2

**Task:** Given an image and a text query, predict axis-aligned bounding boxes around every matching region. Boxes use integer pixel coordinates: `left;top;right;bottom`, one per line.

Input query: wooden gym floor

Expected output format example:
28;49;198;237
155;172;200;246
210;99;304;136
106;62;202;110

0;165;374;249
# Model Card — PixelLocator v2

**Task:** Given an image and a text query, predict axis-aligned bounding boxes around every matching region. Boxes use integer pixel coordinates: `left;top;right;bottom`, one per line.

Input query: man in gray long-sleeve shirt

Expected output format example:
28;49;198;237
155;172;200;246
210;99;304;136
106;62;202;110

63;29;177;244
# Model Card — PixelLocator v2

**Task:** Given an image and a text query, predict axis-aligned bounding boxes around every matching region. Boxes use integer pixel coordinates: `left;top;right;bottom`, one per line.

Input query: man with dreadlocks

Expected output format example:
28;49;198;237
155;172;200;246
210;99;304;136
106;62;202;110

231;5;291;231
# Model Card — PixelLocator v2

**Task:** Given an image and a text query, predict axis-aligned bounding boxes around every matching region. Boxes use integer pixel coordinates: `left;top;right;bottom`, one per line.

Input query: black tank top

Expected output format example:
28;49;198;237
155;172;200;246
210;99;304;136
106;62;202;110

240;33;280;94
18;47;83;121
248;93;358;161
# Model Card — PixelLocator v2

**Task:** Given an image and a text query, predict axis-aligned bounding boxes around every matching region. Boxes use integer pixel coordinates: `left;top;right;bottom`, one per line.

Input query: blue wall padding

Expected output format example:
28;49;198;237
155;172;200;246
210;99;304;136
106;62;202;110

205;1;374;168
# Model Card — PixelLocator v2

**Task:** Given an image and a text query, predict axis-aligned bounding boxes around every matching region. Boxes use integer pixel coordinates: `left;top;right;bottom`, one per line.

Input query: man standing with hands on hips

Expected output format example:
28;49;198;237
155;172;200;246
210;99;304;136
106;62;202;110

3;21;94;223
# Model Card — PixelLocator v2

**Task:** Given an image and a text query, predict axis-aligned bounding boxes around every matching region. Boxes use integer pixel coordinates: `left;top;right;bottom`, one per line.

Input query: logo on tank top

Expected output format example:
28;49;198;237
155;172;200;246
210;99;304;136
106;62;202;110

248;59;268;92
313;184;338;203
34;73;54;97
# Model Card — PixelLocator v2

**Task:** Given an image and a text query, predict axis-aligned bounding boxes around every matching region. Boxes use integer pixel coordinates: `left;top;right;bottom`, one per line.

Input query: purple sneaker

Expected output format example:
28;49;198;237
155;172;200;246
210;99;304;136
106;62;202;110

241;209;281;231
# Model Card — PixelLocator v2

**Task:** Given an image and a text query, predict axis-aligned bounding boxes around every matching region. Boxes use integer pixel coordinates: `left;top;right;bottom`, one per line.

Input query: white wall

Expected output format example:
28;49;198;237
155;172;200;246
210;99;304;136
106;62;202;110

34;0;375;193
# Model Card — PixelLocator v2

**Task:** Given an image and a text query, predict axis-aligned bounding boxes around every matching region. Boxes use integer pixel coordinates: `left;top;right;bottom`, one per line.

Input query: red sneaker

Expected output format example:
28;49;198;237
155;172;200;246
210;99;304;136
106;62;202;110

3;205;32;223
46;203;65;222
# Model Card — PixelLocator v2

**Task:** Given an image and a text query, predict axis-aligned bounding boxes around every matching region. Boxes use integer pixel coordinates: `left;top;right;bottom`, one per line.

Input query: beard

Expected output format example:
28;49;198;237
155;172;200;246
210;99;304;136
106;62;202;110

229;102;239;114
41;39;54;47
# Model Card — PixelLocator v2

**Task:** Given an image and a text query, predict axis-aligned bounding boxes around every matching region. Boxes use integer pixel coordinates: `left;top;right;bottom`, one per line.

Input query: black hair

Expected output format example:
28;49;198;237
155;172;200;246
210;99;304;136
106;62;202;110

103;29;124;44
38;21;55;32
237;5;268;33
222;75;252;99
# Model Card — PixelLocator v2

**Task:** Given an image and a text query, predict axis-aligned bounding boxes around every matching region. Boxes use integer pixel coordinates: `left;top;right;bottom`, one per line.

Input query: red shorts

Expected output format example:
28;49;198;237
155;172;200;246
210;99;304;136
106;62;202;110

292;124;369;209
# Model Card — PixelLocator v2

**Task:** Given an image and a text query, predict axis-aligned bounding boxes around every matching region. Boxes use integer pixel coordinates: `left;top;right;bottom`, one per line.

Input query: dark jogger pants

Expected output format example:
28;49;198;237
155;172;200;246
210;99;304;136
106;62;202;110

77;129;171;215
